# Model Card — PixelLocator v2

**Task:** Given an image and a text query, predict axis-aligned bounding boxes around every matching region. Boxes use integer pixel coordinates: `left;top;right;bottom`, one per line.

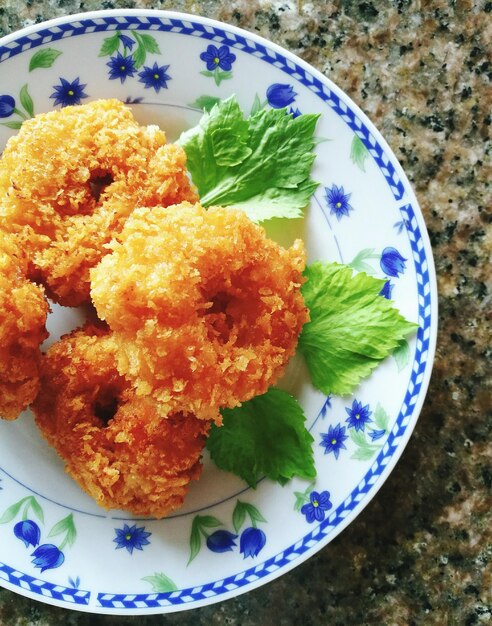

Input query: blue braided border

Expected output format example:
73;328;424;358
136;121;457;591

0;562;90;605
0;14;433;610
0;14;404;199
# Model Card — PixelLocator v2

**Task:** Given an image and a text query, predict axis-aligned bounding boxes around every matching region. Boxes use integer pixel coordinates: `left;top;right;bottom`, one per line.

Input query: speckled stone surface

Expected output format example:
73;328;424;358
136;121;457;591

0;1;490;624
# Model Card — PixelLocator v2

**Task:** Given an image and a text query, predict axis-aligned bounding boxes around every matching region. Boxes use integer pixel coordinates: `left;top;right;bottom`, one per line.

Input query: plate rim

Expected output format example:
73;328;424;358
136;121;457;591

0;7;438;615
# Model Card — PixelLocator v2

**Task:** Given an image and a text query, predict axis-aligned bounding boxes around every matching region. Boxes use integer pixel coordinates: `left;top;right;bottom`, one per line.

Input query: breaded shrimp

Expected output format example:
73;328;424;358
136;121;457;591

91;202;309;422
0;99;197;306
0;233;48;419
32;325;209;518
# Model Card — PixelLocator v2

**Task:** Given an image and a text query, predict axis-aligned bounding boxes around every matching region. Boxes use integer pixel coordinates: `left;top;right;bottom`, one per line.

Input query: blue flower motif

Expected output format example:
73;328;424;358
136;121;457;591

124;96;144;104
50;77;88;108
118;33;135;50
113;524;151;554
379;280;394;300
206;530;237;553
325;184;353;220
200;45;236;72
320;394;333;418
369;428;387;442
239;527;266;559
14;520;40;548
138;62;171;93
289;107;302;118
0;95;15;118
68;576;80;589
107;52;136;83
266;83;297;108
31;544;65;572
393;220;406;234
301;490;332;523
320;423;348;459
380;247;407;278
345;399;372;432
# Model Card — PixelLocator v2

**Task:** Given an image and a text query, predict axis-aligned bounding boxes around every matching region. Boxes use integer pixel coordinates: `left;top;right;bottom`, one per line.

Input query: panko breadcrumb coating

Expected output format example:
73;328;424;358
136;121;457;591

91;202;309;422
0;99;198;306
32;326;209;518
0;234;48;420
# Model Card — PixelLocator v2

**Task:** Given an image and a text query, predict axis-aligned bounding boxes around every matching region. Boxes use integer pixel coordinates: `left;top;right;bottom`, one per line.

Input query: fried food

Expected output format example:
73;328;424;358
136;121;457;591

91;202;309;422
0;234;48;420
32;326;209;518
0;99;198;306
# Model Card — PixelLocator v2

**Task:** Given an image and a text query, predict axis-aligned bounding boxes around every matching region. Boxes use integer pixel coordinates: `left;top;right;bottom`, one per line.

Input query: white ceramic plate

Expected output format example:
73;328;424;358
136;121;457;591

0;9;437;615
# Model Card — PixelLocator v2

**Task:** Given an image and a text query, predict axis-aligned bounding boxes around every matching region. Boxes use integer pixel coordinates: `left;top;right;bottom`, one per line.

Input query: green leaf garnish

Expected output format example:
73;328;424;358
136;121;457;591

298;262;418;396
206;388;316;488
177;95;320;221
29;48;62;72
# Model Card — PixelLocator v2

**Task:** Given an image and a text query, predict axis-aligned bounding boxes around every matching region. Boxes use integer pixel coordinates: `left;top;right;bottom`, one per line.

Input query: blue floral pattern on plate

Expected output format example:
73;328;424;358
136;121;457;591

50;77;88;107
300;491;333;523
138;62;171;92
0;9;436;614
114;524;151;554
324;184;354;220
200;44;236;86
0;497;77;574
380;247;407;277
320;423;348;459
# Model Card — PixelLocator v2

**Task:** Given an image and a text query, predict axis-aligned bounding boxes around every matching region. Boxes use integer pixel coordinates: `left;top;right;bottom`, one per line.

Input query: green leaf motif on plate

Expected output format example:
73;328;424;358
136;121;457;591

142;572;178;593
19;84;34;118
189;95;222;112
392;338;411;371
350;134;369;171
232;501;267;533
98;32;121;57
188;515;223;564
0;120;23;130
48;513;77;550
348;248;381;275
29;48;62;71
0;496;44;524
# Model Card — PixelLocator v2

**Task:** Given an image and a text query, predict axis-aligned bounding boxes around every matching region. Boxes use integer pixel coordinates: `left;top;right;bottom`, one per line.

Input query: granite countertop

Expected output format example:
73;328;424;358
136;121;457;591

0;1;490;624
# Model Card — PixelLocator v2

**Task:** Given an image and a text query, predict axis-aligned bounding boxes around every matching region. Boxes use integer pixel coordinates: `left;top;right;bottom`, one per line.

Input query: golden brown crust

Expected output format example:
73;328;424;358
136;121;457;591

0;233;49;419
91;202;309;421
32;326;209;518
0;99;198;306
